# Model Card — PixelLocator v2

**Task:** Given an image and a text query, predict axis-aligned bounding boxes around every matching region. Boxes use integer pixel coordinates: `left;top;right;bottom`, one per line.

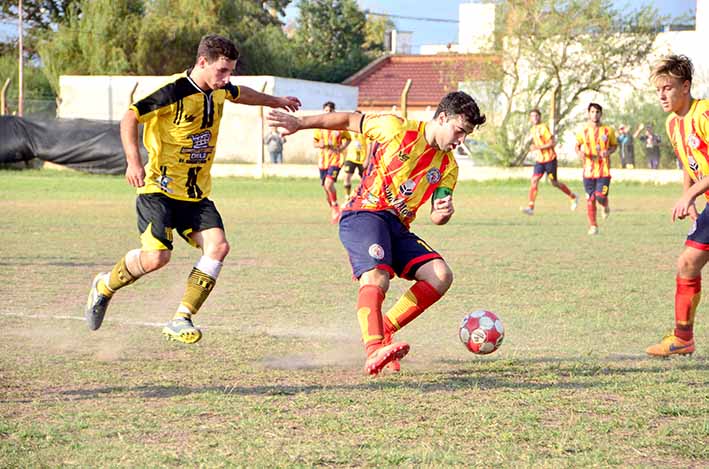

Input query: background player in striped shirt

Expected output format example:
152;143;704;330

84;35;301;344
575;103;618;235
342;127;369;201
268;91;486;375
646;55;707;357
313;101;351;223
521;109;578;215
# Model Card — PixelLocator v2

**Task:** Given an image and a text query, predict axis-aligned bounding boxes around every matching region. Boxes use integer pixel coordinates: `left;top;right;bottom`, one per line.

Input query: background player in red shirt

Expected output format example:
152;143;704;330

521;109;578;215
646;55;708;357
268;92;486;375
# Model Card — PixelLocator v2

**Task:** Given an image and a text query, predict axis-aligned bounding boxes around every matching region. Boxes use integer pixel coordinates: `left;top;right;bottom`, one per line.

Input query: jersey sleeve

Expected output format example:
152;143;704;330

697;101;709;141
129;82;176;124
361;114;405;144
575;131;585;146
224;83;241;103
608;128;618;146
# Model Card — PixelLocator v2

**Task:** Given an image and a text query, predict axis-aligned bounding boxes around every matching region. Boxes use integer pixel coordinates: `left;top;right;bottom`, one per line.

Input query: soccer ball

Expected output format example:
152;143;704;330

459;310;504;355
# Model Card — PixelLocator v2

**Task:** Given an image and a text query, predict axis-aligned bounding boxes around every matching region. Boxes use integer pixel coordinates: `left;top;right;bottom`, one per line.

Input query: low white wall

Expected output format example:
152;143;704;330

58;75;359;164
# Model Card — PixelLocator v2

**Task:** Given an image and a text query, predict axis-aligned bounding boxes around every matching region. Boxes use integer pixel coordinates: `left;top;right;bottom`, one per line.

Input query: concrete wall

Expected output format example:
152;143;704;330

58;75;358;164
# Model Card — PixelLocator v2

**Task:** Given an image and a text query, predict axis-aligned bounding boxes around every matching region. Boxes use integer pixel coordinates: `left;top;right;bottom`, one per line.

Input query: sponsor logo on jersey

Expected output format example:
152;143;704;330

397;151;410;162
157;174;174;193
688;155;700;172
180;130;214;164
426;168;441;184
368;243;385;260
383;184;413;218
399;179;416;196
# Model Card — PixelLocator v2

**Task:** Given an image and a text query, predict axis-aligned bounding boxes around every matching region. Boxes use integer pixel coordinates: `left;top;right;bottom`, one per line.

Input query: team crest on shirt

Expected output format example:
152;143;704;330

600;134;608;142
426;168;441;184
180;130;214;164
688;133;701;150
368;243;385;260
399;179;416;196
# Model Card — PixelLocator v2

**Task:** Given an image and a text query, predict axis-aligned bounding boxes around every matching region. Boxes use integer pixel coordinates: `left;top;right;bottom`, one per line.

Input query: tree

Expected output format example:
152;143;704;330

463;0;664;166
292;0;370;83
363;12;395;57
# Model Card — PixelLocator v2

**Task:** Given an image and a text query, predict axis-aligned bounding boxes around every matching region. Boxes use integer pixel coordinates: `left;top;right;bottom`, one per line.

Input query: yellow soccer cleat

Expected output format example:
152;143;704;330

645;334;695;357
162;316;202;344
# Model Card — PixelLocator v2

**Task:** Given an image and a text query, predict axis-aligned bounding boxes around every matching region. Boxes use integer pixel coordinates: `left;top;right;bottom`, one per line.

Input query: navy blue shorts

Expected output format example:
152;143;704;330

533;159;558;179
319;166;340;185
686;204;709;250
583;177;611;198
339;210;442;280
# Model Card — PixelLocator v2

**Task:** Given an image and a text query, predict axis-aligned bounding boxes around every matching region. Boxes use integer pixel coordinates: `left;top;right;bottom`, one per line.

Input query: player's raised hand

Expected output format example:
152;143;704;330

125;162;145;188
267;110;301;135
433;195;454;215
278;96;302;112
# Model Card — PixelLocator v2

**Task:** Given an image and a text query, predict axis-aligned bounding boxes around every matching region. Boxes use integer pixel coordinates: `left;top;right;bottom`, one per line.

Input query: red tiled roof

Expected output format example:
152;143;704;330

343;54;499;109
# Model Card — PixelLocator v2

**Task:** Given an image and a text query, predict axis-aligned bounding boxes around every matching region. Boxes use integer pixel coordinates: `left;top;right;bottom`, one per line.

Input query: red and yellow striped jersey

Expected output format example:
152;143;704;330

530;123;556;163
345;131;368;164
666;99;709;201
576;125;617;178
130;71;240;201
313;129;350;169
344;113;458;227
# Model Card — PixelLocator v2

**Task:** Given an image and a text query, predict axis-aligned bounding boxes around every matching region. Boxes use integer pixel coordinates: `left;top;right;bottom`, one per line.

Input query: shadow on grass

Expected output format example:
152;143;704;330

4;355;699;403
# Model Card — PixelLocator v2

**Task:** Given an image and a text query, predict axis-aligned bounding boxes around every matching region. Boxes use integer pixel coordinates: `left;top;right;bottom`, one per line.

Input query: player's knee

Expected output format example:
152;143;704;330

423;260;453;294
595;194;607;205
206;240;230;261
360;268;390;292
141;250;171;272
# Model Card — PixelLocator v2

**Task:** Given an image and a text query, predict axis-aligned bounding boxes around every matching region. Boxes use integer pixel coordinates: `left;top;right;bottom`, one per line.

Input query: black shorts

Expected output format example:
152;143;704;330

319;166;340;185
533;159;558;180
343;161;364;177
136;193;224;250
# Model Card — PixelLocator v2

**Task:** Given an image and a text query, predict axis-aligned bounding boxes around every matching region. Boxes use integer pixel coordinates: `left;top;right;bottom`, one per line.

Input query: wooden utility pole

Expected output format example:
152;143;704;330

18;0;24;116
400;79;412;118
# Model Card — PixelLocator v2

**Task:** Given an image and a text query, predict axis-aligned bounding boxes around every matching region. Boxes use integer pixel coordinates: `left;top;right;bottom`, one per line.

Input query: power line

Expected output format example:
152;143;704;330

366;11;459;24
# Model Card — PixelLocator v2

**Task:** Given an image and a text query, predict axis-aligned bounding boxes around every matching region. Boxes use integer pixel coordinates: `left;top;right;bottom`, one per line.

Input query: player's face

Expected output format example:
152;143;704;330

202;56;237;90
654;75;691;114
588;107;602;124
437;113;474;151
529;111;541;125
323;105;334;113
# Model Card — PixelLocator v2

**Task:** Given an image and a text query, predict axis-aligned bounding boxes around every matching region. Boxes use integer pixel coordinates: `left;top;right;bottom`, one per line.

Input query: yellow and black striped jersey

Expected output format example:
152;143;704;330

130;71;240;201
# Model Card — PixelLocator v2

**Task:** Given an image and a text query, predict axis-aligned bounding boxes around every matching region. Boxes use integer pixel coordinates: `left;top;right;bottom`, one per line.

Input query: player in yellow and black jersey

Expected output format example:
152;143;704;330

85;34;301;344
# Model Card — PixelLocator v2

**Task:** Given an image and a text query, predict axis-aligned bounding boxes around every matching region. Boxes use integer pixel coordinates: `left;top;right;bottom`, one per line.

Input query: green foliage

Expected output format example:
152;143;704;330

36;0;144;93
292;0;371;82
0;50;55;116
468;0;663;166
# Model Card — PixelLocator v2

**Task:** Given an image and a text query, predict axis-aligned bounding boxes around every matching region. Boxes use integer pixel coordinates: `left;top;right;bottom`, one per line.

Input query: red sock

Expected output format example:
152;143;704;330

675;275;700;340
357;285;385;356
557;182;572;197
384;281;442;333
587;198;597;226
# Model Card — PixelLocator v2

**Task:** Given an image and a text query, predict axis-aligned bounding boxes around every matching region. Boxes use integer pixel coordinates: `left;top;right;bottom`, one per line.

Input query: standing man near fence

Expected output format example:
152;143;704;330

268;91;486;375
575;103;617;235
84;34;301;343
521;109;578;215
646;54;706;357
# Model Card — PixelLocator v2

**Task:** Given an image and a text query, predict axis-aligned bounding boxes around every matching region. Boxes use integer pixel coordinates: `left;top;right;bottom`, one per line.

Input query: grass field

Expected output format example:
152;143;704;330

1;170;707;468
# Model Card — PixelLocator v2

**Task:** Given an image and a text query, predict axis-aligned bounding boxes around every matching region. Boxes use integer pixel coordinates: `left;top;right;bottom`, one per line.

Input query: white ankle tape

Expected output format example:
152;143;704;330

195;256;222;279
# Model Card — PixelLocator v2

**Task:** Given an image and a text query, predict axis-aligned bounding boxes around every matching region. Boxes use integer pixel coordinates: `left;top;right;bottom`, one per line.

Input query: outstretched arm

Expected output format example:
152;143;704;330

236;86;301;112
120;110;145;188
268;110;363;136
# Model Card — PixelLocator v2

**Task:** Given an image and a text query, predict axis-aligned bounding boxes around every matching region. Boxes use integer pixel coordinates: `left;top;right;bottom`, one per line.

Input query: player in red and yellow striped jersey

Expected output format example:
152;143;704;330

84;35;301;344
646;55;707;357
575;103;617;235
268;91;486;375
313;101;351;223
521;109;578;215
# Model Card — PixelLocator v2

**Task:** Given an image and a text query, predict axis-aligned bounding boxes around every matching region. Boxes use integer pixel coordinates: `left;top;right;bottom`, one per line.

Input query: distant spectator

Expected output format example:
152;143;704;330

634;123;661;169
264;126;286;164
617;124;635;168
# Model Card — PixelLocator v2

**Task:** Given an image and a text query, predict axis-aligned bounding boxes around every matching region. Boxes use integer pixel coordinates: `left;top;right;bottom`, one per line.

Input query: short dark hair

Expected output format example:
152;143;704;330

323;101;335;110
530;109;541;116
197;34;239;63
433;91;486;129
588;102;603;114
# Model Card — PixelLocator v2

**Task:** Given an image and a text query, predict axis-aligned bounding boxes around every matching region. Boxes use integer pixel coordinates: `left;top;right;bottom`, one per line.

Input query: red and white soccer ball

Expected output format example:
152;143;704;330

459;310;504;355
